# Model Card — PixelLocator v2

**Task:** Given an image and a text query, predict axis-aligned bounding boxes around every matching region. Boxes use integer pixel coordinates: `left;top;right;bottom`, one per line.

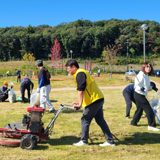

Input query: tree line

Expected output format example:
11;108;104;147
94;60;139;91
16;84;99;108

0;18;160;61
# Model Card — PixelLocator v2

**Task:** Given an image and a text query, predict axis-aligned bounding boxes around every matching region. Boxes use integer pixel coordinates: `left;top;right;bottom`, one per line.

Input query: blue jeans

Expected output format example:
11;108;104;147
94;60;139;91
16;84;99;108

81;99;114;144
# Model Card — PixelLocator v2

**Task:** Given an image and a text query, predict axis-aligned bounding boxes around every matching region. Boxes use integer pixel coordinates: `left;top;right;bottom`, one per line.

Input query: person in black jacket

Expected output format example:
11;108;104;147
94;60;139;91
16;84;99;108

0;81;9;102
20;77;34;103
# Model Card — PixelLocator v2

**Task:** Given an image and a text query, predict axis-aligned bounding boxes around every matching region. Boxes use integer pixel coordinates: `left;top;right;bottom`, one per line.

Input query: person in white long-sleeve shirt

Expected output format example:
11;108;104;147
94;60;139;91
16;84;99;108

131;62;160;131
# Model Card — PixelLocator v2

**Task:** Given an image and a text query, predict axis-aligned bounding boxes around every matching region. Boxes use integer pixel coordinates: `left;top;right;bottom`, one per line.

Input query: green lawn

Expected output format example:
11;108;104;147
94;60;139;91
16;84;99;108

0;74;160;160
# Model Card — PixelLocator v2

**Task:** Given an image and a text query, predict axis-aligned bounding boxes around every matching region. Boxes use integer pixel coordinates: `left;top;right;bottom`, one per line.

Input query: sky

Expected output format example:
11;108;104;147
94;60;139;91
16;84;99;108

0;0;160;28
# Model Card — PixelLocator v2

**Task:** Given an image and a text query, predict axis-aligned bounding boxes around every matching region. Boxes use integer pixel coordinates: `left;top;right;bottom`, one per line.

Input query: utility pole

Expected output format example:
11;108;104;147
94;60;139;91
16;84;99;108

125;39;130;71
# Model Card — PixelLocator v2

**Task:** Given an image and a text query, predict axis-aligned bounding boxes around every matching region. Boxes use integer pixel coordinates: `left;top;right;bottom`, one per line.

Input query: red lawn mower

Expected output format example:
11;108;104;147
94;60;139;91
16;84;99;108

0;104;73;150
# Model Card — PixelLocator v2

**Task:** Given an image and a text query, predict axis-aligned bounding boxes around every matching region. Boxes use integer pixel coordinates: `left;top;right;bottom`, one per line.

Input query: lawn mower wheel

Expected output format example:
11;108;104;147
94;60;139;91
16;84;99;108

20;134;37;150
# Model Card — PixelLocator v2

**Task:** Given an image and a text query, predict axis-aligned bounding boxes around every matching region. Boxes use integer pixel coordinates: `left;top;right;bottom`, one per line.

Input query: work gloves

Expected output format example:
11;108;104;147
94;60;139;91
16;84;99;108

141;86;158;92
153;87;158;92
37;88;40;93
151;84;158;92
140;87;145;92
4;86;13;95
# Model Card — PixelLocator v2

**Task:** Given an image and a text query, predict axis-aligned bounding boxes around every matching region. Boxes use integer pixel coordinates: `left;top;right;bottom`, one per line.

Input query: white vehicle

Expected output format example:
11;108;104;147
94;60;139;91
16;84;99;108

125;70;135;75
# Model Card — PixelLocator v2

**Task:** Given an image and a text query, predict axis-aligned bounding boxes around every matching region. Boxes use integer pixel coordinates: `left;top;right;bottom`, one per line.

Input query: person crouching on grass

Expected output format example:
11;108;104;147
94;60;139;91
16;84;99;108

0;81;9;102
65;59;115;147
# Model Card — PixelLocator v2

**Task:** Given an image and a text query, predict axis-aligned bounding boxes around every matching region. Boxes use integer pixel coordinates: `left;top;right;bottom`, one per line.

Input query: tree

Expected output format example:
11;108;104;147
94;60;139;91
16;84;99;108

8;42;13;61
129;48;135;57
49;39;62;75
26;25;34;34
102;44;121;78
29;33;42;57
153;46;158;53
22;53;35;77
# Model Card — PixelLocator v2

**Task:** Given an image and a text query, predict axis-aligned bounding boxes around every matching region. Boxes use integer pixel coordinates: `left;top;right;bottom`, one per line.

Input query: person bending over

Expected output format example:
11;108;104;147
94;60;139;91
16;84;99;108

20;77;34;103
123;82;158;119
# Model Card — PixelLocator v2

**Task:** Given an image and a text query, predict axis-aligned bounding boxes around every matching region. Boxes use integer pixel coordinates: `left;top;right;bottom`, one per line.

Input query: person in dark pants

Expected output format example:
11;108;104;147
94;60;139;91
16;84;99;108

131;62;160;131
65;59;115;147
98;69;101;77
0;81;9;102
20;77;34;103
15;69;21;83
123;82;157;119
123;83;135;118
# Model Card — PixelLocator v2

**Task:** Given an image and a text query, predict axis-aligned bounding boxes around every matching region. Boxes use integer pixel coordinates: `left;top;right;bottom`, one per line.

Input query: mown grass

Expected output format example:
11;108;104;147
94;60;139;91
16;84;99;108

0;73;160;159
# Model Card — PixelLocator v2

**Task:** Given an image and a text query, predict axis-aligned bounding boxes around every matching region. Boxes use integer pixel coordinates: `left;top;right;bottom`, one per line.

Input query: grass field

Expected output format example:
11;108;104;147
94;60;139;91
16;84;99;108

0;71;160;159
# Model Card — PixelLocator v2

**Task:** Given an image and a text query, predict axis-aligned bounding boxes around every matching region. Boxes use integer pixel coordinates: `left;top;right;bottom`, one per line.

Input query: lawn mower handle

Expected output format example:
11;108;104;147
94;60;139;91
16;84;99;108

44;104;73;133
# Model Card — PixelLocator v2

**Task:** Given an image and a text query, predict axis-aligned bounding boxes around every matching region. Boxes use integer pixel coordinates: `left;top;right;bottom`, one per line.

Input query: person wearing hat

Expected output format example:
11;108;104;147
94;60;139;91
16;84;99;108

0;81;9;102
35;60;55;113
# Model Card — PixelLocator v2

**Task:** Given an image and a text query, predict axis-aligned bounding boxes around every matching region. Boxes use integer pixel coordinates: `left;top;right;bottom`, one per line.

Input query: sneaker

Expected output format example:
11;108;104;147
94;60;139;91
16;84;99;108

49;108;56;113
99;141;116;147
148;126;160;131
126;116;130;119
73;140;89;146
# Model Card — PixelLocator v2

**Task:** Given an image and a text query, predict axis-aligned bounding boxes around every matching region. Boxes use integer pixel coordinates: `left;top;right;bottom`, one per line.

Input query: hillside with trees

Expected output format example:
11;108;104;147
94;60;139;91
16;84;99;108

0;19;160;62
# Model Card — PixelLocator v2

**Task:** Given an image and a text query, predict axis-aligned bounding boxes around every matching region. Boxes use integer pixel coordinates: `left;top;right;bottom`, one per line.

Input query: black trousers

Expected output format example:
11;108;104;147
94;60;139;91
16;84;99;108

17;76;21;83
0;94;8;102
131;91;156;127
123;89;136;117
81;99;114;144
20;84;30;103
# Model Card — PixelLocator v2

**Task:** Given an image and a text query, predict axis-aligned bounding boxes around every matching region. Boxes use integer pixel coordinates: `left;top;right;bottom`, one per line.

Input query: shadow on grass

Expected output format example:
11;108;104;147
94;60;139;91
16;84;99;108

0;100;9;103
35;144;49;150
46;136;79;146
117;132;160;145
30;136;79;150
50;100;58;102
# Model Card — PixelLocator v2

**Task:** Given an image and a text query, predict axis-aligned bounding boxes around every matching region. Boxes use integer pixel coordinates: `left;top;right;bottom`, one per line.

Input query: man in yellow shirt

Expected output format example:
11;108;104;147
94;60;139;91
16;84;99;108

65;59;115;147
